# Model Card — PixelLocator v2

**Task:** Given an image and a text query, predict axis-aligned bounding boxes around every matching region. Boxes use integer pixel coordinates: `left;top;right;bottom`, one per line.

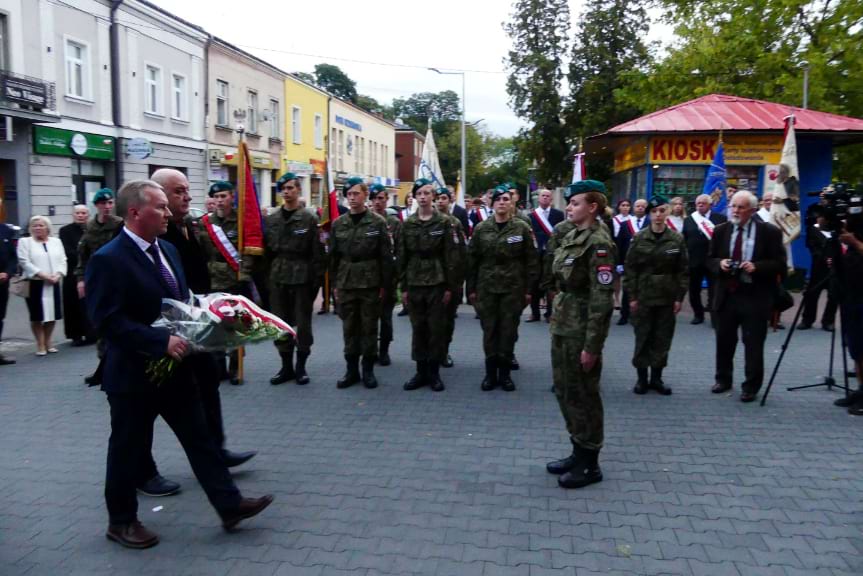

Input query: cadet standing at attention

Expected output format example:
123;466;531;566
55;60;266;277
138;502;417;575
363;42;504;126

266;172;326;386
399;178;458;392
330;178;393;389
467;185;538;392
369;184;401;366
623;195;689;395
435;187;467;368
546;180;616;489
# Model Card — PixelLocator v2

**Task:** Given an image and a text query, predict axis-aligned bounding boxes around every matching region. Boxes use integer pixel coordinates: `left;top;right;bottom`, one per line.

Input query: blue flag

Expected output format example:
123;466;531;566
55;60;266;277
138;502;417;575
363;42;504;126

704;142;727;214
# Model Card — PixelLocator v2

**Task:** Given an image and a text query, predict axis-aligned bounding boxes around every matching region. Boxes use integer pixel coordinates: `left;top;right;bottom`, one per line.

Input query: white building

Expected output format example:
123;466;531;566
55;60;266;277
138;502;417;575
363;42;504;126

329;97;396;189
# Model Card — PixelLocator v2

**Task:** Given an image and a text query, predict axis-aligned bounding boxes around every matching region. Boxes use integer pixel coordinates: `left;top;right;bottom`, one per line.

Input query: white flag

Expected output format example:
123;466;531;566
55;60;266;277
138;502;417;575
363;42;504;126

418;126;446;189
571;152;586;184
770;115;801;269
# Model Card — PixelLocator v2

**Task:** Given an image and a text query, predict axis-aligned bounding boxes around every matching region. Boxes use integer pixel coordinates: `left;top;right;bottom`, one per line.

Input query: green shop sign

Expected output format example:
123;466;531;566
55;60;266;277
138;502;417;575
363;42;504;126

33;126;115;160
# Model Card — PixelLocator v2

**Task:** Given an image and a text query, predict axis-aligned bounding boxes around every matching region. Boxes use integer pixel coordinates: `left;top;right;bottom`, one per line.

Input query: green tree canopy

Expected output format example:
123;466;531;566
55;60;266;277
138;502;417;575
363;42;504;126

392;91;462;133
314;63;358;103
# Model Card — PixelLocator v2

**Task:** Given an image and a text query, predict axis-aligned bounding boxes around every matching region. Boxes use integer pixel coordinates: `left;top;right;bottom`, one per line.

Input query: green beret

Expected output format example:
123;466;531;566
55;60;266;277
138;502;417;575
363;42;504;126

369;184;387;196
436;187;452;198
491;185;511;204
564;179;606;201
504;182;518;191
342;176;365;196
92;188;114;204
276;172;299;190
411;178;433;196
208;180;234;197
647;194;669;210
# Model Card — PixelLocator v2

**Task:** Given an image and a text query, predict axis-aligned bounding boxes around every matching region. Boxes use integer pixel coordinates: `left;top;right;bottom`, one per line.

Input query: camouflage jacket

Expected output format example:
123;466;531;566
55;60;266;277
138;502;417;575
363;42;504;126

264;207;326;286
541;220;576;291
329;209;393;290
398;210;458;291
623;226;689;306
549;221;616;354
75;215;123;279
195;211;254;290
442;212;467;287
467;217;539;296
382;213;403;291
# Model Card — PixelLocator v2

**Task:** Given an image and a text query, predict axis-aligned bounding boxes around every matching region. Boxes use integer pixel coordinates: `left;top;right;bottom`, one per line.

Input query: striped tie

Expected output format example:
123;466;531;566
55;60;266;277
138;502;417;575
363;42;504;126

147;243;181;300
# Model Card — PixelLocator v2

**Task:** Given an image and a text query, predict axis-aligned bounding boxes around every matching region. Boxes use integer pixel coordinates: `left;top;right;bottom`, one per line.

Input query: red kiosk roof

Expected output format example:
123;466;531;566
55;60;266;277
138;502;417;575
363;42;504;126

603;94;863;134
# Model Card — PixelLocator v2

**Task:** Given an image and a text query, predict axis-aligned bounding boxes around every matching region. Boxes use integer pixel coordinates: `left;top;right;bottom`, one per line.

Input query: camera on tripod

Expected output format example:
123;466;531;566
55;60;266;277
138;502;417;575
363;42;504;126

807;182;863;231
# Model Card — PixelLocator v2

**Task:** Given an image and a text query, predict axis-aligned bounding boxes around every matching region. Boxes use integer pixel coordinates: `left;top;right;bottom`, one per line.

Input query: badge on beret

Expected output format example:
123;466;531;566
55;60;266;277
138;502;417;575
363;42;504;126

596;264;613;285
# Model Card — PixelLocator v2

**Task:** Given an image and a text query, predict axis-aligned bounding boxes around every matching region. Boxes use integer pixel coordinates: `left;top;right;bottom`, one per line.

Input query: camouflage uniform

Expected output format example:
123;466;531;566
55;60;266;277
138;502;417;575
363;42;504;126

541;220;576;292
330;210;393;361
398;210;459;389
378;213;402;356
623;227;689;375
441;213;467;361
549;221;616;450
264;206;326;384
75;215;123;279
467;216;539;389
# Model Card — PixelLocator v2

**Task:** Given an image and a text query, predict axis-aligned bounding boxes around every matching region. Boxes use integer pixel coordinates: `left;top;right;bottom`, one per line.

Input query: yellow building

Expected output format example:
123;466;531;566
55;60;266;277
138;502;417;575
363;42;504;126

283;74;329;207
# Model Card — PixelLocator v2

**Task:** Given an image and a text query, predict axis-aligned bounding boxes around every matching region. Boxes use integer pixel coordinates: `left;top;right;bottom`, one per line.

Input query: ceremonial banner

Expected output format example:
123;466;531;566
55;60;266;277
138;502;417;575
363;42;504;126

571;152;586;184
769;116;802;268
237;141;264;256
418;126;446;188
703;141;727;215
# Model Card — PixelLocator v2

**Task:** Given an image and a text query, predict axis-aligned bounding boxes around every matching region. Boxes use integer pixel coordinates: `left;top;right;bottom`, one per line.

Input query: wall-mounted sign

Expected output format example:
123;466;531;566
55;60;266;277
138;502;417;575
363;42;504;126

649;135;782;166
219;148;273;170
33;126;114;160
286;160;313;174
335;115;362;132
126;137;153;160
0;73;48;108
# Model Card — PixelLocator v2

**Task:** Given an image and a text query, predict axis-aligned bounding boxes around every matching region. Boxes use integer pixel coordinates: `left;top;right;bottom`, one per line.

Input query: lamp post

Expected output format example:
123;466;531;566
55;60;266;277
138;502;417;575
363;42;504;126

429;68;466;204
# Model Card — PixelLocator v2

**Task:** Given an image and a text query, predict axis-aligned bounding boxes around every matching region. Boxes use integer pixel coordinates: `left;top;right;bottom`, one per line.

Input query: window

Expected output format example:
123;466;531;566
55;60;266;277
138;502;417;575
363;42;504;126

171;73;186;120
247;90;258;134
331;127;337;162
292;106;301;144
0;15;8;71
216;80;229;126
145;64;162;114
338;130;344;171
270;99;280;140
314;114;323;149
65;38;88;98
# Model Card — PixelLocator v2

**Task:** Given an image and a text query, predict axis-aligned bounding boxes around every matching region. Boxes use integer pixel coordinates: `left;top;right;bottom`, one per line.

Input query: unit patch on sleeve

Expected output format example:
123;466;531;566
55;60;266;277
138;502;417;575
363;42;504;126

596;264;614;285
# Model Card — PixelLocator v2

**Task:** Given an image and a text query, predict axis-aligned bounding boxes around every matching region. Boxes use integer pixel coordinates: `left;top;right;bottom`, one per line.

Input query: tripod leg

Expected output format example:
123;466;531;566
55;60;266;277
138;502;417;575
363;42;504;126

760;293;808;406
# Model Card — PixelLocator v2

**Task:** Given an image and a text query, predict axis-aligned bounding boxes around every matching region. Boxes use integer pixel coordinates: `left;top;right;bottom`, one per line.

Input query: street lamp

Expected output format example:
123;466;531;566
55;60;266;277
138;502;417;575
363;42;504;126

429;67;466;204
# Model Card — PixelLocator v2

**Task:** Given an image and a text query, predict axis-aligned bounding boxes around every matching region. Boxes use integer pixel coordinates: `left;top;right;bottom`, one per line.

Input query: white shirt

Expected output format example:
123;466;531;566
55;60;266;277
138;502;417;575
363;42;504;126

124;227;177;282
729;219;757;283
634;216;647;230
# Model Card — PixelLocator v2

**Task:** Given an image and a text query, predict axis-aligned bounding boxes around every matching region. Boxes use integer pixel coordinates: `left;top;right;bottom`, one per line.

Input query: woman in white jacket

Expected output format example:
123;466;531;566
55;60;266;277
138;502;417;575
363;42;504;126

17;215;67;355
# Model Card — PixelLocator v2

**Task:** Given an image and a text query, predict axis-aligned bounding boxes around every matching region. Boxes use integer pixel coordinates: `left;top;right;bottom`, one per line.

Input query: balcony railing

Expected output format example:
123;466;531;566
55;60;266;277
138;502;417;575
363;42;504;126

0;70;56;112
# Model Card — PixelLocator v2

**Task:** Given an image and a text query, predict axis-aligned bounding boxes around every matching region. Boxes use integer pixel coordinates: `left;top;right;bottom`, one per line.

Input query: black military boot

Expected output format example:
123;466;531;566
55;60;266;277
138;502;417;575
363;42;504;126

499;358;516;392
270;349;296;385
337;355;361;389
378;341;391;366
294;351;310;385
546;440;578;475
510;354;520;371
649;367;671;395
85;358;105;387
558;446;603;489
428;361;445;392
404;360;427;391
362;357;378;389
633;367;649;394
481;357;498;391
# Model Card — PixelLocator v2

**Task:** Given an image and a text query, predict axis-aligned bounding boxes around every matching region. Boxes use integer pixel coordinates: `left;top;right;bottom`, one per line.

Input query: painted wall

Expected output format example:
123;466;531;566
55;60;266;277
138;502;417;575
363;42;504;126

283;76;328;166
329;98;395;180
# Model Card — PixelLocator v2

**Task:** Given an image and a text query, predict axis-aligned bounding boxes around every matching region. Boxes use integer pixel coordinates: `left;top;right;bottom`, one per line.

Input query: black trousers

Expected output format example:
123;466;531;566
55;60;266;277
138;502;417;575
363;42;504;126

714;290;770;394
688;263;715;320
0;282;8;341
106;375;240;525
801;264;838;327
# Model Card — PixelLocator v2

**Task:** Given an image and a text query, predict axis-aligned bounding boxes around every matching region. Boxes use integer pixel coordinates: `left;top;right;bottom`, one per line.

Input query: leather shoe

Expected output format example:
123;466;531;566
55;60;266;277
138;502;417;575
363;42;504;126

797;322;813;330
222;495;274;530
740;391;757;403
616;317;628;326
834;390;862;407
441;354;454;368
221;449;256;468
137;475;181;497
690;317;704;325
823;323;835;332
84;372;101;387
711;382;732;394
106;521;159;549
510;356;520;371
0;355;15;366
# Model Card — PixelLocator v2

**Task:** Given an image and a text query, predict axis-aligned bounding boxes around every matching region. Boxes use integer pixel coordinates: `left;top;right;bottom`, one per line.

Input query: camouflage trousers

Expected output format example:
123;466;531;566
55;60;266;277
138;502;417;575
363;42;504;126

474;290;524;361
631;304;676;369
379;292;397;344
551;334;604;450
407;285;447;362
270;283;315;354
337;288;381;358
443;288;463;350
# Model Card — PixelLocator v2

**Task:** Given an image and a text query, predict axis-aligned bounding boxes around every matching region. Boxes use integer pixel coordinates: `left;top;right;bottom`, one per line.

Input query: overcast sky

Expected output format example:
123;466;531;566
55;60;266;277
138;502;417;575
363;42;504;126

153;0;670;137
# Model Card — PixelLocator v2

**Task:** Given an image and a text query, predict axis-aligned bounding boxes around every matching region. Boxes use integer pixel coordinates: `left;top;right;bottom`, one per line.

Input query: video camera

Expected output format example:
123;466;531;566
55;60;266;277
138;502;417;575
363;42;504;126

807;182;863;231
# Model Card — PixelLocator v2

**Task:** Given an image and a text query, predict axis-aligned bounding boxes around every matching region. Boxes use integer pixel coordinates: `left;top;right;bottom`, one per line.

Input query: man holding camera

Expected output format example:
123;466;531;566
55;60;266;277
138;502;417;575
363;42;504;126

708;190;786;403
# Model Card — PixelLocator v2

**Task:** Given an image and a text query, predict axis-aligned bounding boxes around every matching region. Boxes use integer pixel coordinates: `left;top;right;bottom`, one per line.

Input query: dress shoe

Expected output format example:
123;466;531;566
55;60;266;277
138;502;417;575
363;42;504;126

106;521;159;549
510;356;520;371
0;355;15;366
616;317;628;326
222;495;274;531
823;323;835;332
834;390;862;407
848;403;863;416
711;382;732;394
690;317;704;325
797;322;813;330
740;391;758;403
558;447;603;489
525;316;540;323
441;354;453;368
221;449;257;468
137;475;181;497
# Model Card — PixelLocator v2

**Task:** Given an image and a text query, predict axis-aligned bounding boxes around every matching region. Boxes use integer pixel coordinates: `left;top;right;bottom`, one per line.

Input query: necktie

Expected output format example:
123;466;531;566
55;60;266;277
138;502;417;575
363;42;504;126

147;243;181;300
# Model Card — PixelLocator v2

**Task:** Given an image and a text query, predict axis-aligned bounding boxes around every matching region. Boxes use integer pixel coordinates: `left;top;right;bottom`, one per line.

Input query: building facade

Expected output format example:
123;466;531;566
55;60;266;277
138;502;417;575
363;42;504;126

329;97;396;193
395;124;424;205
283;74;328;208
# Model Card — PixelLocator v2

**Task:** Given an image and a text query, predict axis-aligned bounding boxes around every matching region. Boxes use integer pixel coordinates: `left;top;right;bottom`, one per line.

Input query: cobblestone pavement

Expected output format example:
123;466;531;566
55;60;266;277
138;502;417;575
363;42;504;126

1;295;862;576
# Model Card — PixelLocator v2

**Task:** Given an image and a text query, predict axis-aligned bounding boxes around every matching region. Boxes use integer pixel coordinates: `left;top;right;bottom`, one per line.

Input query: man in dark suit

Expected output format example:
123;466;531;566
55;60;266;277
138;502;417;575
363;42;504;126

683;194;727;325
0;219;16;365
446;185;471;233
527;188;565;322
86;180;272;549
708;190;786;402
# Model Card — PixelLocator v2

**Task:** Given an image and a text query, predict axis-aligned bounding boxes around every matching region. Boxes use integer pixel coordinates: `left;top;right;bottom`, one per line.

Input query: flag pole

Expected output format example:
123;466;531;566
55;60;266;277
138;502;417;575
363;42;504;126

236;131;246;383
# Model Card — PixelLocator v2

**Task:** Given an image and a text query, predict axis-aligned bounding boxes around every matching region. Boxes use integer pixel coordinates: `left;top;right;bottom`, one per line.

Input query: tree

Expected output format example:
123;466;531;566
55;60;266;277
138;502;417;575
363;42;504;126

355;94;395;119
565;0;651;182
504;0;571;185
392;91;462;133
292;71;316;86
313;63;358;103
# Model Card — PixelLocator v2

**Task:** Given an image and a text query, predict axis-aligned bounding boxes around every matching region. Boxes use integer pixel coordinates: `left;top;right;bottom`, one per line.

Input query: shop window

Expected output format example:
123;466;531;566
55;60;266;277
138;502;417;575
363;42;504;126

727;166;760;195
247;90;258;134
292;106;301;144
652;165;706;201
144;64;162;115
171;73;187;121
64;37;89;99
216;80;229;126
314;114;323;149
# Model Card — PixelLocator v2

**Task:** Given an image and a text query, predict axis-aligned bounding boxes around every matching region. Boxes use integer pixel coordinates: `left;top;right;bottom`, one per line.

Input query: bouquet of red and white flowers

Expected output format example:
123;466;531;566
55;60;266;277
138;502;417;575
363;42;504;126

146;293;295;384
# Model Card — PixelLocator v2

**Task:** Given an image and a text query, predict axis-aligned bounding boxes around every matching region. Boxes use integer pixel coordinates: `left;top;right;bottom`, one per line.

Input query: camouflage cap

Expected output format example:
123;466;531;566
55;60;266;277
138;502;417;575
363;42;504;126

564;179;606;201
276;172;300;190
92;188;114;204
208;180;235;197
411;178;433;196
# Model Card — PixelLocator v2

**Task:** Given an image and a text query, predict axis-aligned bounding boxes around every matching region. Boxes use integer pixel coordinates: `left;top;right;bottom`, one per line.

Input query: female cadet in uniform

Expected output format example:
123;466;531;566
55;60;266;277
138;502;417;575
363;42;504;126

623;195;689;395
545;180;616;489
467;186;538;392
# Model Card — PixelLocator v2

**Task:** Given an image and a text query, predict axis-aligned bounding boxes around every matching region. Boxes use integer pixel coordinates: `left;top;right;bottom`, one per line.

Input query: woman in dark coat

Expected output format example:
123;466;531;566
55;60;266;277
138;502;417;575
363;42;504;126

58;205;92;345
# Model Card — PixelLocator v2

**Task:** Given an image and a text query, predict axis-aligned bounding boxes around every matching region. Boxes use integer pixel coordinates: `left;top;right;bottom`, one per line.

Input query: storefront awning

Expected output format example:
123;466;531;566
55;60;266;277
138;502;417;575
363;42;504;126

1;106;60;124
